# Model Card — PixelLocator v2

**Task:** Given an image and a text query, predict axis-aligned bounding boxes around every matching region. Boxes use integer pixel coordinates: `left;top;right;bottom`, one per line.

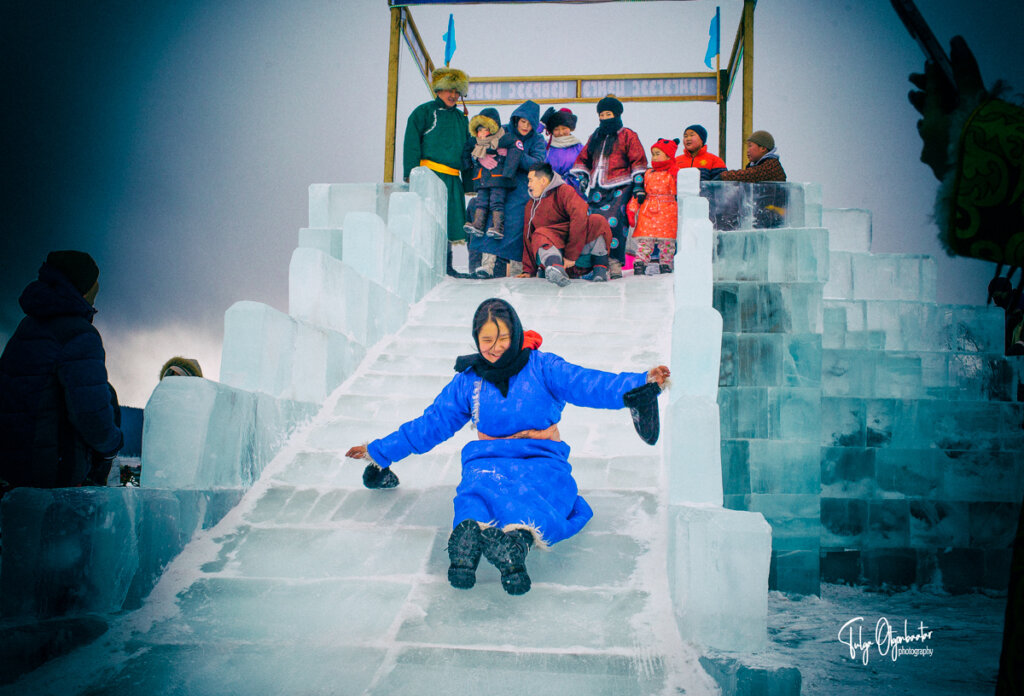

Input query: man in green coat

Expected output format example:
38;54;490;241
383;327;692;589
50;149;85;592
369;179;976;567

403;67;471;277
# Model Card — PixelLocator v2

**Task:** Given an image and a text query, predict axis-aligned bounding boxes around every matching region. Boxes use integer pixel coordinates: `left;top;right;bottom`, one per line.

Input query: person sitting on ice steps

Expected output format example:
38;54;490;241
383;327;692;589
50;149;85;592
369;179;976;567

516;162;614;286
346;298;669;596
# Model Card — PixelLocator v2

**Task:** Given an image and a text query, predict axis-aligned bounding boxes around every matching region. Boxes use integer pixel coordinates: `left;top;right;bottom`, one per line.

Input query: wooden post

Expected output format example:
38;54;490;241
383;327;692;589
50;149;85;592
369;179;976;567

741;0;754;167
718;69;728;163
383;7;402;183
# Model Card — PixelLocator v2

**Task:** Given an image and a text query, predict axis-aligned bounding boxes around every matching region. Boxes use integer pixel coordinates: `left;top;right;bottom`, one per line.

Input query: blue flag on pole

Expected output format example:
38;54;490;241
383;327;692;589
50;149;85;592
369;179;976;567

703;9;720;69
442;13;456;66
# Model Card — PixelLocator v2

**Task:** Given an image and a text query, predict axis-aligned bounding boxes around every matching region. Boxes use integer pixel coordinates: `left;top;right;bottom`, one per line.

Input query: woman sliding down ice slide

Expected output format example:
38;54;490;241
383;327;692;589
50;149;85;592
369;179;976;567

346;298;669;596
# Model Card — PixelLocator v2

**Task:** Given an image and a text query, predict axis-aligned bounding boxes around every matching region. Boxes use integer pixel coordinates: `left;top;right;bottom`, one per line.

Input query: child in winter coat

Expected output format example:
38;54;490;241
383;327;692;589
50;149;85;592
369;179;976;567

627;138;680;275
463;108;515;239
541;107;584;197
346;298;669;596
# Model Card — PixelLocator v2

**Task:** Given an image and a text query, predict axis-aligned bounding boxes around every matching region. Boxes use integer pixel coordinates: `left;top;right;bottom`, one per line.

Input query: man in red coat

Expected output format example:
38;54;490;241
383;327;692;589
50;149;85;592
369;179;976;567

518;163;613;286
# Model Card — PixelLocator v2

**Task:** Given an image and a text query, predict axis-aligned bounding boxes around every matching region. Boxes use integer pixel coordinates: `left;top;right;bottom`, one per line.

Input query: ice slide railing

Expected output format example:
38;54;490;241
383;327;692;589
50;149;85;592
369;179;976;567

0;168;450;621
664;168;773;652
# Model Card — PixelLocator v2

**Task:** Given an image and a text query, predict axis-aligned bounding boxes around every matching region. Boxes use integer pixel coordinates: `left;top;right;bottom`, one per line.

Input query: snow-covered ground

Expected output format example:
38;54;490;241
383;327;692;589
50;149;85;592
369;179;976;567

762;583;1006;694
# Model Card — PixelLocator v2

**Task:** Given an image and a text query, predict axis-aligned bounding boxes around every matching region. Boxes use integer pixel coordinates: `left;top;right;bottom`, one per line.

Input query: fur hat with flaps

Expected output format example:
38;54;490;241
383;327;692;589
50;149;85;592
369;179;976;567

469;108;501;136
541;107;577;132
159;356;203;380
431;67;469;96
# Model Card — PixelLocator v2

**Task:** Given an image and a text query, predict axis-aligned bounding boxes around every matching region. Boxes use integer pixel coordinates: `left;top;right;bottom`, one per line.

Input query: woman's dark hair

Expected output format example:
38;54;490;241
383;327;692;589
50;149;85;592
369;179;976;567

472;298;515;345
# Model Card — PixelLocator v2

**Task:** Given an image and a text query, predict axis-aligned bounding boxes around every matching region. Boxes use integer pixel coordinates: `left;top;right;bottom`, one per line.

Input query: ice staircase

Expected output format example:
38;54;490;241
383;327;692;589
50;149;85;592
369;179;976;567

13;277;721;695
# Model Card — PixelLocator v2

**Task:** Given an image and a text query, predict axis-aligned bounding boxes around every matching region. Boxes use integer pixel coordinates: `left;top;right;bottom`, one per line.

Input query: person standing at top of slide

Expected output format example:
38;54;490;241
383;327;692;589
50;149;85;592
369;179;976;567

403;66;471;278
570;96;648;279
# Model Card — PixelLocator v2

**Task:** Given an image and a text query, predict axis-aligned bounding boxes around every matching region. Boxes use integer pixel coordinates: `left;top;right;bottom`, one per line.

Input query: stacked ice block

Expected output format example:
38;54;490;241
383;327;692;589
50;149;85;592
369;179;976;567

712;195;829;595
819;209;1023;590
0;169;451;638
667;169;773;652
0;487;242;619
143;168;449;489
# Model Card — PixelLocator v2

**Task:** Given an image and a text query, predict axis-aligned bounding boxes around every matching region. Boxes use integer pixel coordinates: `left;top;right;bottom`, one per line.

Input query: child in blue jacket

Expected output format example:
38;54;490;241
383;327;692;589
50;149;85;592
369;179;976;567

347;298;669;595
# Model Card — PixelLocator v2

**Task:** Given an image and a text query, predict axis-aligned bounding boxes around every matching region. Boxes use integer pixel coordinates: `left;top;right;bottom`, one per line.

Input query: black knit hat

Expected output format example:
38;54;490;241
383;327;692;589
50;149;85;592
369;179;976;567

684;124;708;146
596;95;623;117
46;250;99;295
541;106;578;132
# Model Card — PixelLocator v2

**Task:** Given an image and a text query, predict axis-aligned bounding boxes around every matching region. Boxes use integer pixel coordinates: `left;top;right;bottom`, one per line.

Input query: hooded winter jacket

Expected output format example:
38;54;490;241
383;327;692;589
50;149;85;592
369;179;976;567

0;263;122;488
470;100;547;261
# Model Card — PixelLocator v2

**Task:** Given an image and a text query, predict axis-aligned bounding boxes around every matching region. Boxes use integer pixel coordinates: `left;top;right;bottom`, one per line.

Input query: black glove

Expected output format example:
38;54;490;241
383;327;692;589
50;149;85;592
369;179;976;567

623;381;662;445
363;461;400;489
84;453;116;486
635;190;647;206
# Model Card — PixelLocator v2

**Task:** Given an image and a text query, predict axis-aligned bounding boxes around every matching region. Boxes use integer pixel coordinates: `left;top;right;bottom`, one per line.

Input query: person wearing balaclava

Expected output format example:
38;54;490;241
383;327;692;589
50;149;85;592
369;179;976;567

569;95;648;279
346;298;670;596
0;251;123;492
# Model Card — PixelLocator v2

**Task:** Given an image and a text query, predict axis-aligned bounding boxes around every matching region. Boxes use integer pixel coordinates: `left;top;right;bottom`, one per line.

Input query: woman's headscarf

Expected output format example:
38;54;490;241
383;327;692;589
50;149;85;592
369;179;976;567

453;298;541;397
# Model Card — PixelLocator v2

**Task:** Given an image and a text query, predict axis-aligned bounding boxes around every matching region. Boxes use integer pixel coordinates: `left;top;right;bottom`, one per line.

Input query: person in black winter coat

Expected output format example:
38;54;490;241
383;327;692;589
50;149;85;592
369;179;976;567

0;251;123;493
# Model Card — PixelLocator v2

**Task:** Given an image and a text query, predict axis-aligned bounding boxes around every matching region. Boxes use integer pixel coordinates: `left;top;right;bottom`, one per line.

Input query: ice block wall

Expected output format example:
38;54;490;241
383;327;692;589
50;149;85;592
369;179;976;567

667;168;772;652
818;209;1023;591
712;185;829;596
710;195;1023;594
0;487;243;618
143;168;449;489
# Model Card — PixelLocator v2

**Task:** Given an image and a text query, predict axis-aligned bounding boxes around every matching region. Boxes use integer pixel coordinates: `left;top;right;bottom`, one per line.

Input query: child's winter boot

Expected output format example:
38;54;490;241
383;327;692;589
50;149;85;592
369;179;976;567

447;519;484;590
463;207;487;237
481;526;534;595
485;210;504;239
658;263;673;274
632;261;646;277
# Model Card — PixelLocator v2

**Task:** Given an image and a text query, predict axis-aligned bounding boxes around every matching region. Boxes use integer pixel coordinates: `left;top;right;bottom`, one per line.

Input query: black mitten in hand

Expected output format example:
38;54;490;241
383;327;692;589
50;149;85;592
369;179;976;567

363;462;400;489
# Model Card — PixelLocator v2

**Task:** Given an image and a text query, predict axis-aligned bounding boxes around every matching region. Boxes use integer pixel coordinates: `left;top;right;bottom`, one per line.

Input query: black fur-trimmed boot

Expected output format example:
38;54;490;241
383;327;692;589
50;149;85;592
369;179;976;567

481;526;534;595
633;261;646;277
447;520;484;590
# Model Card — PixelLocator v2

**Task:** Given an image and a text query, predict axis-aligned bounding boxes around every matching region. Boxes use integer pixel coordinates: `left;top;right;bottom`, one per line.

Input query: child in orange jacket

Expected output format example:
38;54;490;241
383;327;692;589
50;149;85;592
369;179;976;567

627;138;679;275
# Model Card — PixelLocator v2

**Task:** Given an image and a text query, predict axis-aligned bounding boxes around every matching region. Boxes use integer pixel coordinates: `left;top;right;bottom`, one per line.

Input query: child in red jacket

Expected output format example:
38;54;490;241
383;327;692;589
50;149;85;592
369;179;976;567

628;139;679;275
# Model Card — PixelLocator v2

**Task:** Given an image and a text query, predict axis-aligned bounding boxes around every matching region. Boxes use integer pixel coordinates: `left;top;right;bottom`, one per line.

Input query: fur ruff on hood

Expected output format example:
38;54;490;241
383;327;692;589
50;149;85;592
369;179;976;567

431;67;469;96
469;113;500;136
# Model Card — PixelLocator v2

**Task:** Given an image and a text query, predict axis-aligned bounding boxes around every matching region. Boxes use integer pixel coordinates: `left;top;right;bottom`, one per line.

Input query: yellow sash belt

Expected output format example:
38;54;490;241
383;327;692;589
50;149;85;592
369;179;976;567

420;159;461;177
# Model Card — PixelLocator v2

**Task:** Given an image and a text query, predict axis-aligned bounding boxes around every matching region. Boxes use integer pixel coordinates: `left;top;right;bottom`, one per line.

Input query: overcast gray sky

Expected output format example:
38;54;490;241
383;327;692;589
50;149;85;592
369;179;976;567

2;0;1021;406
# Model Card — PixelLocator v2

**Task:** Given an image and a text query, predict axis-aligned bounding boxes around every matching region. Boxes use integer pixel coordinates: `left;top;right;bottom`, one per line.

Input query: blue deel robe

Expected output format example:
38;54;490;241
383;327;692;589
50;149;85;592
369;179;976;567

367;350;646;545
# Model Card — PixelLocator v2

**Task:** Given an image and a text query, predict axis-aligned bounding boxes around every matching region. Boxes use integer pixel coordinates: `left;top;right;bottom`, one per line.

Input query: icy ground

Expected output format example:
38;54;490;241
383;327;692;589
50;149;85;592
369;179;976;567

763;583;1006;694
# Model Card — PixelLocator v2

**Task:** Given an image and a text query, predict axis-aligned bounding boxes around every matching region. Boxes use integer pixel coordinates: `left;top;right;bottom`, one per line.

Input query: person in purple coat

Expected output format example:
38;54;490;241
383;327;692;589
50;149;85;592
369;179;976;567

541;107;584;197
347;298;669;596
